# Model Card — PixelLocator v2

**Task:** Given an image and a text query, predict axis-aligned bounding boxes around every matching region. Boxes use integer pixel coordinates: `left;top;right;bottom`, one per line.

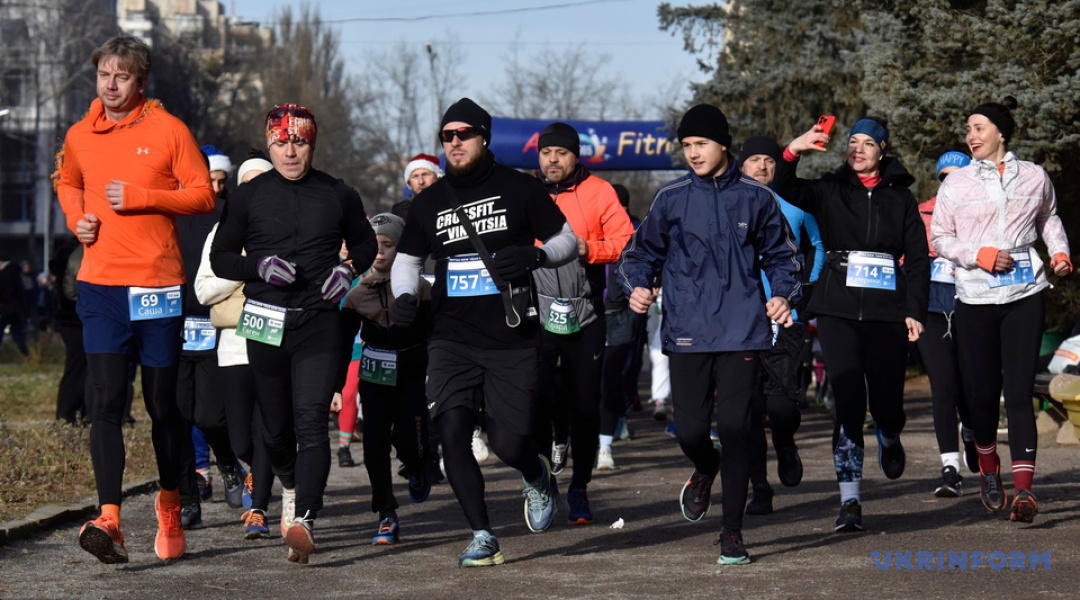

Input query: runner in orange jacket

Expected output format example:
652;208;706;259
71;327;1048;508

53;35;214;565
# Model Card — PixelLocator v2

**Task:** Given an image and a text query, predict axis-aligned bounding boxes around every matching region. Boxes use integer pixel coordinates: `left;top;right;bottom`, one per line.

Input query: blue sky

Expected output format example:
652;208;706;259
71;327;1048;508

226;0;697;119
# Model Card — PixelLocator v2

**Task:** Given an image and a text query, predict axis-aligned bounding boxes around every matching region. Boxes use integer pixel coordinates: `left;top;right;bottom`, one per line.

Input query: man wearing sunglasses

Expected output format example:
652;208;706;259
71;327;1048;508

530;122;634;526
211;103;378;564
391;98;578;567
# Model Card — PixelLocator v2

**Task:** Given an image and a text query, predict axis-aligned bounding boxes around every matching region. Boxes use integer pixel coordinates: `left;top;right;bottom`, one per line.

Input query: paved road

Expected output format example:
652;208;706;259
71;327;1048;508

4;377;1080;599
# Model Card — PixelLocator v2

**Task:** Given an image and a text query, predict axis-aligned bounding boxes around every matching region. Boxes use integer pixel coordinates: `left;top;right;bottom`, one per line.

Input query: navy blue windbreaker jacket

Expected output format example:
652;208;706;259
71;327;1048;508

618;159;803;353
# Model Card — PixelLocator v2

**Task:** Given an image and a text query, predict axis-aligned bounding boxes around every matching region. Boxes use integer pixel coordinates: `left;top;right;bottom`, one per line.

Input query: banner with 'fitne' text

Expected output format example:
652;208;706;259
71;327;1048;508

489;117;677;171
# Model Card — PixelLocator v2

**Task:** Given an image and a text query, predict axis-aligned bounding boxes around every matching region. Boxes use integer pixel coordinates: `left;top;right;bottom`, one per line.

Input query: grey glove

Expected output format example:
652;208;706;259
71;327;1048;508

257;256;297;287
321;264;355;302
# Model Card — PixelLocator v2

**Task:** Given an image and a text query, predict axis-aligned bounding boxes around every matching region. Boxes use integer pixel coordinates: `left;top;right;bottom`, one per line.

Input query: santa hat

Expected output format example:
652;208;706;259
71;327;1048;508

403;153;444;184
200;144;233;174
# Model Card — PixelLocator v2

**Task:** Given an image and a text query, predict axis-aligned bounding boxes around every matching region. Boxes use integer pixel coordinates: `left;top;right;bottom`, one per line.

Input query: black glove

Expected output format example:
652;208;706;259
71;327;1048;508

392;293;418;328
492;246;547;280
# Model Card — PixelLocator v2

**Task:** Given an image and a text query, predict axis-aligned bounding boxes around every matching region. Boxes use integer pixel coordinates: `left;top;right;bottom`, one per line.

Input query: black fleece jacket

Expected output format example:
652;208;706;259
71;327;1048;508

774;155;929;324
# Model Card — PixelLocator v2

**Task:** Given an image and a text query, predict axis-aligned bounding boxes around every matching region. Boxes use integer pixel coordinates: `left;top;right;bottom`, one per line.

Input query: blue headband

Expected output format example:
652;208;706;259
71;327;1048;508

850;119;889;155
936;151;971;180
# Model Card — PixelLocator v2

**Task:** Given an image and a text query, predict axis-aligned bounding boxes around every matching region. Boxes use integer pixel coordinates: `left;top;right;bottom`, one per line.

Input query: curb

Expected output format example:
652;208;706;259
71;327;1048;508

0;478;159;544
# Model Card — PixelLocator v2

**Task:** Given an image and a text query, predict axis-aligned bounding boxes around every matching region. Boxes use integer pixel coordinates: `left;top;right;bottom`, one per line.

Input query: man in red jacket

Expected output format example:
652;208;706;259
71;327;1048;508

531;122;634;525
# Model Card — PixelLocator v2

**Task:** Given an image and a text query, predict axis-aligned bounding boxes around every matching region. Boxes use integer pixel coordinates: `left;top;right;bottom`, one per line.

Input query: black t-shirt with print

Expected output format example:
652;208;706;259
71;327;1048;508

398;151;566;349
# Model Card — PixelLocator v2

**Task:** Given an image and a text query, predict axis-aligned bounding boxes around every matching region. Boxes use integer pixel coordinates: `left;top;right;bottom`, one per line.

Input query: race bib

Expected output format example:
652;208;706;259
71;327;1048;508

182;317;216;351
544;298;581;335
931;257;956;284
987;249;1036;288
359;345;397;386
128;286;182;321
446;253;498;297
236;299;286;347
845;252;896;290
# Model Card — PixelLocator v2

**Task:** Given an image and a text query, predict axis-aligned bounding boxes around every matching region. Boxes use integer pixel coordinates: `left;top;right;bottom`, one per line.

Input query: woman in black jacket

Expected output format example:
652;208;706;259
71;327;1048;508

775;117;929;533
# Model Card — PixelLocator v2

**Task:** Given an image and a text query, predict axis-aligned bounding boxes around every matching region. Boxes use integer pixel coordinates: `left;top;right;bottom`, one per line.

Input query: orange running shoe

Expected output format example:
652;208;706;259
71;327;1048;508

79;515;128;564
154;493;186;561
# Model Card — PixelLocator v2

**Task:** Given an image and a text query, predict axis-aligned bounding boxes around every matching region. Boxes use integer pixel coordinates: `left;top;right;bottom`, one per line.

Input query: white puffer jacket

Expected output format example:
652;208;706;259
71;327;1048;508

194;224;248;367
931;152;1069;305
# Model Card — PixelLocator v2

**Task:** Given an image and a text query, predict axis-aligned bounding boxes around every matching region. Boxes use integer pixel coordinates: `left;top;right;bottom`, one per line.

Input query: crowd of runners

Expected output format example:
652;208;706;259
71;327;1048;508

54;35;1070;568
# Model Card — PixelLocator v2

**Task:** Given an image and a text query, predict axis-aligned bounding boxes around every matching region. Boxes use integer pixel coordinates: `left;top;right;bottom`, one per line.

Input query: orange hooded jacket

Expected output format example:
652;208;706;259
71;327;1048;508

55;97;215;287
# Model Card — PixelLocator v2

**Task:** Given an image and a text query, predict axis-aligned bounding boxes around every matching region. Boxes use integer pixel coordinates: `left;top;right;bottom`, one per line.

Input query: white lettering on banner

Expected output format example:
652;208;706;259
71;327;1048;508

434;197;509;245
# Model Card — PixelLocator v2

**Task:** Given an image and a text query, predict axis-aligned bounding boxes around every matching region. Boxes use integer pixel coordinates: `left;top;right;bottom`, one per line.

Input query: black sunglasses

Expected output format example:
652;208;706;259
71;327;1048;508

439;126;482;143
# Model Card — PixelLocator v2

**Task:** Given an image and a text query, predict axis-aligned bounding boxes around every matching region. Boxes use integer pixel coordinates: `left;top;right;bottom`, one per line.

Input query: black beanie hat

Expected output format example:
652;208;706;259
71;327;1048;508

439;97;492;145
538;122;580;156
969;96;1017;145
739;135;781;166
677;104;732;148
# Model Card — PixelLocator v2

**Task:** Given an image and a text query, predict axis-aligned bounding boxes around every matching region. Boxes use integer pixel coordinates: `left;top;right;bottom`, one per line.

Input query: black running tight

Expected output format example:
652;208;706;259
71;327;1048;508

86;354;189;505
437;405;542;531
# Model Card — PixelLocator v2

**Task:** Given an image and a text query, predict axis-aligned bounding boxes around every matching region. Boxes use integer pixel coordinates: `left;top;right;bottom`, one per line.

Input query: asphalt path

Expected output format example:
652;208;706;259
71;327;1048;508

4;376;1080;599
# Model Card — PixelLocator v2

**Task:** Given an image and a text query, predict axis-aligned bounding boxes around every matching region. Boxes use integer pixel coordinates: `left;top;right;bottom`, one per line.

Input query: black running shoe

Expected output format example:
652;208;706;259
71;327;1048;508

1010;489;1038;523
875;427;905;480
934;465;963;498
716;528;751;565
680;469;715;522
338;446;355;468
776;443;803;487
180;502;203;530
745;485;774;516
221;463;246;509
980;468;1008;511
834;498;864;532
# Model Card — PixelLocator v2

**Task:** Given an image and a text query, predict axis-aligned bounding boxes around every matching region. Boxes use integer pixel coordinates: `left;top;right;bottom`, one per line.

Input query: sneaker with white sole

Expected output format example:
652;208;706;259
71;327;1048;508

285;512;315;564
551;441;568;475
471;427;490;464
522;455;558;532
596;447;616;471
459;530;504;567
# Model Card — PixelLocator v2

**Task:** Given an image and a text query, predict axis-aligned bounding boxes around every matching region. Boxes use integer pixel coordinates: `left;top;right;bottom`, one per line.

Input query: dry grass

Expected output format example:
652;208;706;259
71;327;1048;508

0;335;156;523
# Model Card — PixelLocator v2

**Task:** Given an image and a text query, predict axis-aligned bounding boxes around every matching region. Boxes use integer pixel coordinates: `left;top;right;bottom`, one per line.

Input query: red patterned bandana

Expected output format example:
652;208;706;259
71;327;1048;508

265;104;317;148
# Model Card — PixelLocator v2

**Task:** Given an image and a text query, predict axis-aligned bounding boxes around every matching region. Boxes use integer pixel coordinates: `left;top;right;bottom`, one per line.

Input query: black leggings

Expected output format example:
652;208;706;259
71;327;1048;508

221;363;279;511
176;353;238;504
56;319;87;424
748;393;801;488
358;357;429;515
669;351;757;532
954;293;1043;464
816;316;908;450
437;405;542;532
86;354;189;505
534;320;605;488
917;312;970;455
247;310;343;519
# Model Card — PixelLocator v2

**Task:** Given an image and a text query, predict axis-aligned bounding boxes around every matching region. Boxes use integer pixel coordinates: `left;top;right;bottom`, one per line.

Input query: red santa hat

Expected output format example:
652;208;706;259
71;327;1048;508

403;153;444;184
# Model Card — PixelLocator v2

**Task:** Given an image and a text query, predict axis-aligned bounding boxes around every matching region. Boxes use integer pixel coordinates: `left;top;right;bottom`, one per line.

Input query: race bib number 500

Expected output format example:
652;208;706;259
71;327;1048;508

236;300;286;347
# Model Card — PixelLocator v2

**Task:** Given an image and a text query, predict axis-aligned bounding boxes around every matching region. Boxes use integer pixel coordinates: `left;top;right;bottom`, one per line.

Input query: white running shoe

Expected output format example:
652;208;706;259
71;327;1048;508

472;427;490;464
280;487;296;538
596;447;616;471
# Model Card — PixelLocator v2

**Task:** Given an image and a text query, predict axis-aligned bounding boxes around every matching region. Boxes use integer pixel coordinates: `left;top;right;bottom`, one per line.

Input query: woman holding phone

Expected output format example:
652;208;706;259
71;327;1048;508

775;117;929;533
931;96;1071;524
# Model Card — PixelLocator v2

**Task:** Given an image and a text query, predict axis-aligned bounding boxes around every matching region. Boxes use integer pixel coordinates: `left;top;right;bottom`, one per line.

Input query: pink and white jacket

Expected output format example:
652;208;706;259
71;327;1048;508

931;151;1069;305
